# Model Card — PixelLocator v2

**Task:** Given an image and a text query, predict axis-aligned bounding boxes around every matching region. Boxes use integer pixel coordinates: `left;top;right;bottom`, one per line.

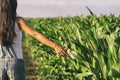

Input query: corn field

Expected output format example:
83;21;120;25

23;13;120;80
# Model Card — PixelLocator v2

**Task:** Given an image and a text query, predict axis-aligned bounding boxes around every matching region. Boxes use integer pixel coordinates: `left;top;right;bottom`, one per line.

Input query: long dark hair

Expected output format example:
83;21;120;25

0;0;17;46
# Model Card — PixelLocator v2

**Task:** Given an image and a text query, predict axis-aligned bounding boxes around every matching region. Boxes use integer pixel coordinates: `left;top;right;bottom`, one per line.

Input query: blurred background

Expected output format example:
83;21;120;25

17;0;120;18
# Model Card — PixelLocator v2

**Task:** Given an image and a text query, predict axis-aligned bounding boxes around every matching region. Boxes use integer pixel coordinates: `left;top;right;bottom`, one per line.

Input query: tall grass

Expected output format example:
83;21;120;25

23;14;120;80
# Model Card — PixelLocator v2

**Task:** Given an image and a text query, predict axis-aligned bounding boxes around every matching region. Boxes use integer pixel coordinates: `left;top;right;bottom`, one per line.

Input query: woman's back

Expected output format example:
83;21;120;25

12;21;23;59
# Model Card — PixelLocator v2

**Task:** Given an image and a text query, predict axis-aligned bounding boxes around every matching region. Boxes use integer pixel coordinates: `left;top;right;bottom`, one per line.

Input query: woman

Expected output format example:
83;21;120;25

0;0;68;80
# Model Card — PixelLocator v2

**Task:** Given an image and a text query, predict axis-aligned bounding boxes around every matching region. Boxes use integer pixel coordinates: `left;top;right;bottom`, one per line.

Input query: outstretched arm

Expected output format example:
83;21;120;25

17;17;68;57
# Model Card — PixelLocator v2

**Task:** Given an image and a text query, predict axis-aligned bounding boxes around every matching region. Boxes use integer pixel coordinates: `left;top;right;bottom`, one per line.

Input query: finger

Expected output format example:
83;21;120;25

61;49;69;56
57;51;66;57
57;47;68;57
62;48;69;55
60;51;68;57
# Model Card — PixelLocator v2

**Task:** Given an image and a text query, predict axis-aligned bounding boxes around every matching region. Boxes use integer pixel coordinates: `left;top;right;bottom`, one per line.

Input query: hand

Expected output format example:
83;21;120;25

54;45;68;57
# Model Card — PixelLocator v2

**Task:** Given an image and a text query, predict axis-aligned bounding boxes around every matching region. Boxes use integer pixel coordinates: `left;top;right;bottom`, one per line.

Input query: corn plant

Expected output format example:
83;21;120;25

23;14;120;80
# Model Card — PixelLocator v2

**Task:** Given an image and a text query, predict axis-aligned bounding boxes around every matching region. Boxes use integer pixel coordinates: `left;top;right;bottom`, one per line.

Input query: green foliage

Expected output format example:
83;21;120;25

23;14;120;80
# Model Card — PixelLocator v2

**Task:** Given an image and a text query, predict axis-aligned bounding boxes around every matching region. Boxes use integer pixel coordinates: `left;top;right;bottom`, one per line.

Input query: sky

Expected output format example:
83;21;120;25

17;0;120;18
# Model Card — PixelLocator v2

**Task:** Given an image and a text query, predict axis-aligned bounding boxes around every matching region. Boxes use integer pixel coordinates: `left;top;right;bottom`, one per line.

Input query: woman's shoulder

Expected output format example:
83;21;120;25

16;16;27;26
16;15;24;21
16;16;26;30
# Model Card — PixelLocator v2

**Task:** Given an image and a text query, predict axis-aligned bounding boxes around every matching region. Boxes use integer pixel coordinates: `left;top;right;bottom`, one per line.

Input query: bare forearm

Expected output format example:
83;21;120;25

33;32;68;57
33;32;57;48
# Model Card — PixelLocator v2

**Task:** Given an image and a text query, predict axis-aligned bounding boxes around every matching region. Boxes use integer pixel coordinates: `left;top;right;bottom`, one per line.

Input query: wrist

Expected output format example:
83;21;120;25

52;43;57;49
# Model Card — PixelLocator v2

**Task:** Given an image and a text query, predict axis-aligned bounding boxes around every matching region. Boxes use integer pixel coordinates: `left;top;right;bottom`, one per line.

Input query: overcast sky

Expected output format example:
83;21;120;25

17;0;120;18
